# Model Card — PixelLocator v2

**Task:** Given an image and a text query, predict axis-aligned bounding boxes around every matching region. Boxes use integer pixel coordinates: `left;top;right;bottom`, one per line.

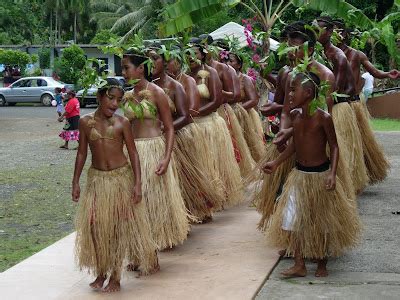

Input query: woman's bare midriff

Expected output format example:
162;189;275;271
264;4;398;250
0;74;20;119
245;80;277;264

131;118;162;139
89;139;128;171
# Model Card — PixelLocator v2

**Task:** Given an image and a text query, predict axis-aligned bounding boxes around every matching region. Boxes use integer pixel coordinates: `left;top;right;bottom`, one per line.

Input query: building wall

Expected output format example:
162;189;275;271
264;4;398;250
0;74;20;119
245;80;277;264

367;92;400;119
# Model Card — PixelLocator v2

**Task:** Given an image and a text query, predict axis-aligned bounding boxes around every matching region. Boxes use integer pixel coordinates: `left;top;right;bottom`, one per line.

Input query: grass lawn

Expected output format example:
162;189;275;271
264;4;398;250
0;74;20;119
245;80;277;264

371;118;400;131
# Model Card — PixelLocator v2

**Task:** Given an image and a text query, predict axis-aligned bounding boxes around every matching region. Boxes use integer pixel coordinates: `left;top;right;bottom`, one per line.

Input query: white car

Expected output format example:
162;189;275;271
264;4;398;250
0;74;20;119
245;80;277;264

0;77;72;106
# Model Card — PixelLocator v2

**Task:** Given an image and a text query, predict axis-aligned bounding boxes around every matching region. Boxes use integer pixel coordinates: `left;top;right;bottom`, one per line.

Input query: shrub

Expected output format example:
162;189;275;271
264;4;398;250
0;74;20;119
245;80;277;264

54;44;86;85
38;48;51;69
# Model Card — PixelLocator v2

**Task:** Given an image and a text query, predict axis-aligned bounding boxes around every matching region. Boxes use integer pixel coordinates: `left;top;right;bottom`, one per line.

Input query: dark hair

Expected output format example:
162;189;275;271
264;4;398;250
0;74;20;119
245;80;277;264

189;38;207;63
333;19;345;30
288;27;317;48
281;21;307;41
67;90;76;97
198;34;214;45
123;51;152;81
295;71;321;97
97;78;124;98
316;16;334;30
55;87;62;93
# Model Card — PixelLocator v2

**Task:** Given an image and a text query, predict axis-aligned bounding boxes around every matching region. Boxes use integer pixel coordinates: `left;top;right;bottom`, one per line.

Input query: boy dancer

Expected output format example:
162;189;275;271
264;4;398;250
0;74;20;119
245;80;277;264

263;72;361;277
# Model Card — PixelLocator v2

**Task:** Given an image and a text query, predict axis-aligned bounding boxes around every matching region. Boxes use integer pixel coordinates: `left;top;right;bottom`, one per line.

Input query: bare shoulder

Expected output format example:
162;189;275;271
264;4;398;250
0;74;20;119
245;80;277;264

79;113;93;125
114;114;130;125
316;109;332;123
206;65;219;77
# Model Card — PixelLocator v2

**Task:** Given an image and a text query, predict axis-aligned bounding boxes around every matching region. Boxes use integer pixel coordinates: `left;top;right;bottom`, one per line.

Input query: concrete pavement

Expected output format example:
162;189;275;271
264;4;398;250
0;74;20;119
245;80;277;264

256;132;400;299
0;202;279;300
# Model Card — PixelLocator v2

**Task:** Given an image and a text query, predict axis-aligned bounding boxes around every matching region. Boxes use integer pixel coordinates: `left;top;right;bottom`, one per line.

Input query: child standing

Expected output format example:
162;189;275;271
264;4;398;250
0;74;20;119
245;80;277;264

54;87;64;117
263;72;361;277
58;91;80;149
72;78;158;293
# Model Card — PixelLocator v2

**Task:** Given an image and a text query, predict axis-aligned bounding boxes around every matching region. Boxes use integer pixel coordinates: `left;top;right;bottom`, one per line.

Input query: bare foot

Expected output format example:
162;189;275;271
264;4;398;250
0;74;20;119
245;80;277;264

137;262;160;277
315;267;328;277
281;265;307;278
278;249;287;257
102;277;120;293
315;259;328;277
126;263;139;272
89;275;107;289
201;215;213;224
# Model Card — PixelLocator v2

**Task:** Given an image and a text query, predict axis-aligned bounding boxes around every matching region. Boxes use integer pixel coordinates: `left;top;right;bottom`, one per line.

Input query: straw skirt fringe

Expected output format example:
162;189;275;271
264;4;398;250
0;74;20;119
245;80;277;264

332;103;369;192
217;104;256;177
245;144;295;231
350;101;390;184
233;104;266;162
175;123;225;220
193;115;228;211
75;164;157;278
266;169;362;259
211;112;244;207
135;136;191;250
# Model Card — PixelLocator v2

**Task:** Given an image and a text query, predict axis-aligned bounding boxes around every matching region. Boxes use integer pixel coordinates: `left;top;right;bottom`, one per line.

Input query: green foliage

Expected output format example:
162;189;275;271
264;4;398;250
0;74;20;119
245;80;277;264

78;58;109;98
38;48;51;69
0;49;35;71
54;45;86;85
90;29;120;44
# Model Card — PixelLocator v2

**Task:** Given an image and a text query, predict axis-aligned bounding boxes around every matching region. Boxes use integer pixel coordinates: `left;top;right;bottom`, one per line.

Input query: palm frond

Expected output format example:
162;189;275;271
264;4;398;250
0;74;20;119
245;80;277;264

111;7;150;33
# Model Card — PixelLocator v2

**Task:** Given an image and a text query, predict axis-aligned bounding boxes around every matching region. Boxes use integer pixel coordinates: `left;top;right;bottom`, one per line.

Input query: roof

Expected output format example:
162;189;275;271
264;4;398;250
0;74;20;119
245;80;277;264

210;22;280;51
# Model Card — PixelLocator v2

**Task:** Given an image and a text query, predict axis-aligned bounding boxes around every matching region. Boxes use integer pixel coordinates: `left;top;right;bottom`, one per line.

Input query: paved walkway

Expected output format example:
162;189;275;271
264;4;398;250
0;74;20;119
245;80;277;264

0;202;279;300
256;132;400;299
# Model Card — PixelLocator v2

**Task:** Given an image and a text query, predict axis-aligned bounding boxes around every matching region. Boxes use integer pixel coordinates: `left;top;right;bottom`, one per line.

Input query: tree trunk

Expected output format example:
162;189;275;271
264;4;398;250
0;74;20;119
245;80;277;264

74;13;77;43
55;12;58;44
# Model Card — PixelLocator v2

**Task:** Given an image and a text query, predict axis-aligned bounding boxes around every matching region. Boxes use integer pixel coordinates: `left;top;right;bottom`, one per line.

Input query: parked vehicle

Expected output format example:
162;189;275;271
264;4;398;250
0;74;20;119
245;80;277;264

0;77;72;106
76;76;125;108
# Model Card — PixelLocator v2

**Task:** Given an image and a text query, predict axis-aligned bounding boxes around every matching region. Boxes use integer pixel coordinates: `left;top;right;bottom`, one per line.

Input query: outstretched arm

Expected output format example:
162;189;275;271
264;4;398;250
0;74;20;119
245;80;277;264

263;141;295;173
360;51;400;79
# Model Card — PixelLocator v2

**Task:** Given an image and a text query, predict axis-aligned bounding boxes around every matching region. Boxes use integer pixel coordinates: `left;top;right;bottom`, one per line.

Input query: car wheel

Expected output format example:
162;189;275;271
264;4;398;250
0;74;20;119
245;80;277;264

41;94;53;106
0;95;6;106
8;102;16;106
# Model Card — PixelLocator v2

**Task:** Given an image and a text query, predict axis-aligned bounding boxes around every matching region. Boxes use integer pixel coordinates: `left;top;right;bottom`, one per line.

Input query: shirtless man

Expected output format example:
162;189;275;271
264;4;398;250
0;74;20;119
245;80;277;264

276;25;336;146
335;23;400;95
316;16;356;98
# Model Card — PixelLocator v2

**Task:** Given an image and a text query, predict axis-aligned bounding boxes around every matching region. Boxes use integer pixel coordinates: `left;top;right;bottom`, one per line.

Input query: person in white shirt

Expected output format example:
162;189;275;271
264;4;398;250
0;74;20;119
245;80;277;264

361;71;374;101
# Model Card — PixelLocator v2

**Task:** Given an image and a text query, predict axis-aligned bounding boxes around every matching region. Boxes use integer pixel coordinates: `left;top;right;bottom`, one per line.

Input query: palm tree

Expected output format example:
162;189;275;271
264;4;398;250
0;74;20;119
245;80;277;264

68;0;88;43
90;0;173;41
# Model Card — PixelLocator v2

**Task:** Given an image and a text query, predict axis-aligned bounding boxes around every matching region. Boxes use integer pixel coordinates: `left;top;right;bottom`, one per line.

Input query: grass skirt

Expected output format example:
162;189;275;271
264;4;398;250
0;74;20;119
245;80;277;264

217;104;256;177
266;168;362;259
211;112;244;207
350;101;390;184
193;115;227;211
75;164;157;279
175;122;225;220
245;144;295;231
232;104;266;162
332;103;369;192
135;136;191;250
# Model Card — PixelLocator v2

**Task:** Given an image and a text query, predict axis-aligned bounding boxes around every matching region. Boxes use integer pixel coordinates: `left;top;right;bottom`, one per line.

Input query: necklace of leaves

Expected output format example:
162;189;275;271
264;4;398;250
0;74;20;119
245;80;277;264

121;79;158;121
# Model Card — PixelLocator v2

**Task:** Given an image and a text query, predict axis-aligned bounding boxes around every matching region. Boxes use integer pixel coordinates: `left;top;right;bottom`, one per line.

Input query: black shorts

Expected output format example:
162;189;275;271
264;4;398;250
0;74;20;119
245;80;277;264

67;115;80;130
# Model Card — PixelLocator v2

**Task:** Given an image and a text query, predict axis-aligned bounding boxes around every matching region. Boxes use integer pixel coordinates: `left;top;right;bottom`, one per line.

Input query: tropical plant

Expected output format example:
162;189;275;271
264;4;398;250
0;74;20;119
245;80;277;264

53;44;86;85
90;29;120;44
90;0;174;42
38;48;51;69
0;49;36;69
